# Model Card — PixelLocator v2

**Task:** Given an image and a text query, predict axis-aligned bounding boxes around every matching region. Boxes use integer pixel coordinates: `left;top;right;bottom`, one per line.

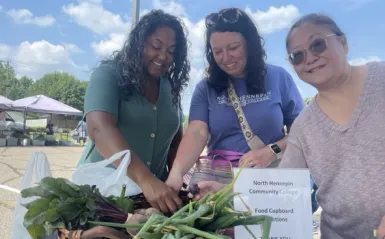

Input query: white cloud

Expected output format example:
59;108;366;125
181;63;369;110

245;5;300;34
349;56;381;66
181;66;204;113
0;44;11;59
89;0;198;58
63;0;130;58
142;0;206;65
15;41;74;65
139;0;187;17
136;1;206;65
184;19;206;65
83;0;301;110
152;0;187;17
7;9;55;27
63;1;130;35
187;67;204;93
90;1;299;60
63;43;83;53
151;1;299;65
1;41;82;79
91;33;126;57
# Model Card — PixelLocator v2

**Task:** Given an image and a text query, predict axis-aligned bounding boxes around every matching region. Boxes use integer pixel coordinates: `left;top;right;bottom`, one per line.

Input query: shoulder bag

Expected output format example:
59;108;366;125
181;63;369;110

184;79;280;187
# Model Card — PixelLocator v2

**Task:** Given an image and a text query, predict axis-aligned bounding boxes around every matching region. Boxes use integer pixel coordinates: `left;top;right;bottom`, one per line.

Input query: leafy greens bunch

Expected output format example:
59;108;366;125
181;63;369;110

89;165;273;239
21;177;134;239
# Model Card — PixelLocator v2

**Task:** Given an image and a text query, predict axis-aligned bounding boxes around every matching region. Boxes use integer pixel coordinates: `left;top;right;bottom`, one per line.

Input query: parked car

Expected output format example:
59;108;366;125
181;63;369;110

0;111;28;131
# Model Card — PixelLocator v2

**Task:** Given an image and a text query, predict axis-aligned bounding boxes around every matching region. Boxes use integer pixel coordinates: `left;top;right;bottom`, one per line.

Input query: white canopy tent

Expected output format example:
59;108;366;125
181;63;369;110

11;95;83;116
11;95;83;132
0;95;14;110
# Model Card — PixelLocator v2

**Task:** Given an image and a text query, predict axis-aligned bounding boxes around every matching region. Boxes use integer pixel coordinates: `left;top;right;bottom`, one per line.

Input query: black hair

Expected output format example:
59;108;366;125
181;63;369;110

286;13;345;53
204;8;267;94
107;9;190;107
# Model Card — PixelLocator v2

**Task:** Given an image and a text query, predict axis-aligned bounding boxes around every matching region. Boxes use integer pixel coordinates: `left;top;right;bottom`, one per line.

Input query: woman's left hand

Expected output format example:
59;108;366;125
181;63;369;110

376;215;385;239
187;181;226;201
239;146;276;168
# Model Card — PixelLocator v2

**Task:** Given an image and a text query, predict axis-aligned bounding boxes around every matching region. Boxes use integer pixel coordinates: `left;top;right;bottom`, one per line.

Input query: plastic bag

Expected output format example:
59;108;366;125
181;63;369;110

12;151;57;239
71;149;142;197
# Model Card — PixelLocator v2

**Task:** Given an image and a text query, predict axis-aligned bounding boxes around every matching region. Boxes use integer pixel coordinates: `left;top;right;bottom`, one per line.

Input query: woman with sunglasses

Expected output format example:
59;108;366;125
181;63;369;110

166;8;303;193
279;13;385;238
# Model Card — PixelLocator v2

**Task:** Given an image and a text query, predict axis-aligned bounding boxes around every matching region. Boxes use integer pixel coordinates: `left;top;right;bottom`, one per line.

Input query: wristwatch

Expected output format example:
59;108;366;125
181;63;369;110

268;143;282;160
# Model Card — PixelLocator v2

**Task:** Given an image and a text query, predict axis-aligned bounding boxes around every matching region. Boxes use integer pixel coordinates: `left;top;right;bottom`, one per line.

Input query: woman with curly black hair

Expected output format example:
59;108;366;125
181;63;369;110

167;8;303;192
77;9;190;213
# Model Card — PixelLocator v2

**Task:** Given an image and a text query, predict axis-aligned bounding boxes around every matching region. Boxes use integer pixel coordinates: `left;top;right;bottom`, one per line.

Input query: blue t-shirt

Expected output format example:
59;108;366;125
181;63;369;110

189;64;304;153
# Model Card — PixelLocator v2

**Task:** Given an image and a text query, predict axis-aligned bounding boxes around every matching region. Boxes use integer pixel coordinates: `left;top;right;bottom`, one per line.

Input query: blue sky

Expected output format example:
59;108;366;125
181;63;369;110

0;0;383;112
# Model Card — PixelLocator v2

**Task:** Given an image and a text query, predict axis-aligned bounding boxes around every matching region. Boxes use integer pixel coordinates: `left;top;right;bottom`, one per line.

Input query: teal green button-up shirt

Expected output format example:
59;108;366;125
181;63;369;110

78;62;183;180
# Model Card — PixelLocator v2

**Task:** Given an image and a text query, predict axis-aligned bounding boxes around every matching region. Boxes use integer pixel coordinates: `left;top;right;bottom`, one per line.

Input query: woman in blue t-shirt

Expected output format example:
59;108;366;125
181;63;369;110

166;8;303;190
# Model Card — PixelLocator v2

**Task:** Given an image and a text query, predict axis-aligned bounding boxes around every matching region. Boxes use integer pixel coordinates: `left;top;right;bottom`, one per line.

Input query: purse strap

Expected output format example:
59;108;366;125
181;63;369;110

227;80;265;150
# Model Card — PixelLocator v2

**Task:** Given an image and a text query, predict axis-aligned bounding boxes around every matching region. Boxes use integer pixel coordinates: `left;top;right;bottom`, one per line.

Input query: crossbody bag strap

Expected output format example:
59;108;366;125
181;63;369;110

227;80;265;150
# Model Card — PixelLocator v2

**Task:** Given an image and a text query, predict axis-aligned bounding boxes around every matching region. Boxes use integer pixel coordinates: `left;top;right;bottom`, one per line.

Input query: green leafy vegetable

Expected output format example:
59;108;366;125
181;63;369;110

107;184;135;213
89;163;273;239
21;177;134;239
23;162;273;239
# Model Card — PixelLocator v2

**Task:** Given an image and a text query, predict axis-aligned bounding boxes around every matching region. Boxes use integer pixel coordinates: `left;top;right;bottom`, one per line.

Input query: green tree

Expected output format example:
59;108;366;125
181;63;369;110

7;76;33;100
0;61;17;97
27;72;88;111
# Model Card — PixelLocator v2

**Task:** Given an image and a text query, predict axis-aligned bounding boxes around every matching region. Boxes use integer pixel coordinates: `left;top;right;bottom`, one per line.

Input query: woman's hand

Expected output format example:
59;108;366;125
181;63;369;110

167;120;209;190
376;215;385;239
166;170;184;192
188;181;226;200
87;111;182;213
141;175;183;213
239;146;276;168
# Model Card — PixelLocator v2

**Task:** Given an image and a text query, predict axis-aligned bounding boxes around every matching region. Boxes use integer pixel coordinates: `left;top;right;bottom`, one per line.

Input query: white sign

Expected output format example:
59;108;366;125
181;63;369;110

233;168;313;239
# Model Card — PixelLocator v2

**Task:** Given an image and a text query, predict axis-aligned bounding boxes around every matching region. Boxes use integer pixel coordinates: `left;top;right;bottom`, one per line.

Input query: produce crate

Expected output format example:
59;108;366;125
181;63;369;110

60;140;73;146
46;135;56;141
32;139;46;146
6;137;18;146
0;138;6;147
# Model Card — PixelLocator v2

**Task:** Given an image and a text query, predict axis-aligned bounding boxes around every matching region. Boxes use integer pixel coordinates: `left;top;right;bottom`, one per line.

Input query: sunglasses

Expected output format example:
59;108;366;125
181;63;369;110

205;8;242;28
287;34;337;66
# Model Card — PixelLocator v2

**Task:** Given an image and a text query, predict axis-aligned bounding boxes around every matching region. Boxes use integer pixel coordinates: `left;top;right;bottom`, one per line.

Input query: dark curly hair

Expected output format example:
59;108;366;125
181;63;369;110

107;9;190;107
204;8;267;94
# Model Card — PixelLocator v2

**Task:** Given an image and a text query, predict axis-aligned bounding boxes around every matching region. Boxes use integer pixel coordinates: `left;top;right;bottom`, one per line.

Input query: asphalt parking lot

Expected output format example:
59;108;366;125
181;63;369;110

0;146;84;239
